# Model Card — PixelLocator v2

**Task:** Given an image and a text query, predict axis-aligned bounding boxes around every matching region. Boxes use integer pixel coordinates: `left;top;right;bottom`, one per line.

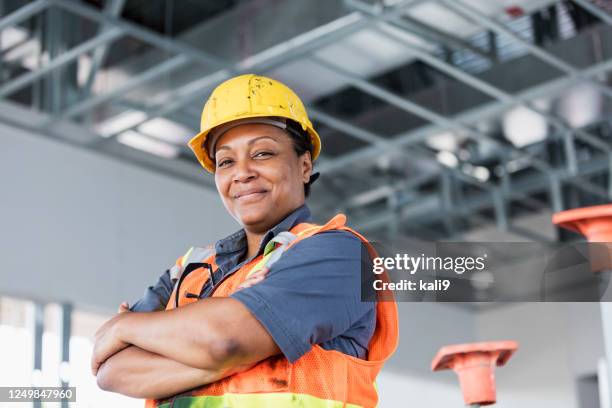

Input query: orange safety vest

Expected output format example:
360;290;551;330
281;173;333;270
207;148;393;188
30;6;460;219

145;214;398;408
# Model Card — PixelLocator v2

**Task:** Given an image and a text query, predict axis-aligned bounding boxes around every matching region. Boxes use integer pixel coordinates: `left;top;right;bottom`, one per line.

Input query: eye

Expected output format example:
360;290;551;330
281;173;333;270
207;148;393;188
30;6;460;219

254;151;273;158
217;158;233;168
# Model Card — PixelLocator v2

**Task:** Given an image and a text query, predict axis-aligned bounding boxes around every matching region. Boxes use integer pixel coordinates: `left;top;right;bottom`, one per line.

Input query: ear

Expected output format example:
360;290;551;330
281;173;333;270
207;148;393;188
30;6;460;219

300;151;313;184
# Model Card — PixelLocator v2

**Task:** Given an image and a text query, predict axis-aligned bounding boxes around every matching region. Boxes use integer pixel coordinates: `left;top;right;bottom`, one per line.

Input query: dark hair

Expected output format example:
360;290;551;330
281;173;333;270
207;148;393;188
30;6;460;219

285;120;319;197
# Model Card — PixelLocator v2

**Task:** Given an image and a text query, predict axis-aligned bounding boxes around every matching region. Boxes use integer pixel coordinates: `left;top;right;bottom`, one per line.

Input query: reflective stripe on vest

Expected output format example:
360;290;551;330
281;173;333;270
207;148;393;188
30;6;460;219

156;392;362;408
146;214;399;408
245;228;314;279
170;246;215;281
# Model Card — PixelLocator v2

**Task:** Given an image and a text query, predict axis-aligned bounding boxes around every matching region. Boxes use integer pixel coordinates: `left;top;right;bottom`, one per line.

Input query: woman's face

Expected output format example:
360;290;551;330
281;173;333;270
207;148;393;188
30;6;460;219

213;123;312;233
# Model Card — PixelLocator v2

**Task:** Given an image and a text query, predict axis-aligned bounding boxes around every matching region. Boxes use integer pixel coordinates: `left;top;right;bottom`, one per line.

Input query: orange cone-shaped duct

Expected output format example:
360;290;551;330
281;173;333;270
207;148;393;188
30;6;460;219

431;341;518;406
553;204;612;272
553;204;612;242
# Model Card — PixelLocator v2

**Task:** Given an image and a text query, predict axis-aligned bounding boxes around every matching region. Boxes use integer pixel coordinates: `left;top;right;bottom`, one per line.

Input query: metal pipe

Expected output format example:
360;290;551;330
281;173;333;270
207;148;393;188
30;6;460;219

550;174;564;213
493;188;509;231
60;303;72;408
609;153;612;199
439;170;458;237
563;131;578;175
0;0;4;84
32;302;44;408
601;304;612;408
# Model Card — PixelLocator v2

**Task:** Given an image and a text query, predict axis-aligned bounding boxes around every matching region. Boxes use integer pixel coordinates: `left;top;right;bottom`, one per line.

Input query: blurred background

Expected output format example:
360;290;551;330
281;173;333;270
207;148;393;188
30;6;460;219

1;0;612;406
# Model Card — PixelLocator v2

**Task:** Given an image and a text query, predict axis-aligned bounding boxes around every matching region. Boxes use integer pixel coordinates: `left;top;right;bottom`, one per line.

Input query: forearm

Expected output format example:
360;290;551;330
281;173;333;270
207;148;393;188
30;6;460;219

117;298;261;370
97;345;253;399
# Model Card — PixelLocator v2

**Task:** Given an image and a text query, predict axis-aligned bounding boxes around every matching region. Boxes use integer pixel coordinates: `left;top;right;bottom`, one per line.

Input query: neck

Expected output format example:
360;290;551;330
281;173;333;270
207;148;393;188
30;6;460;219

244;230;265;260
239;203;306;259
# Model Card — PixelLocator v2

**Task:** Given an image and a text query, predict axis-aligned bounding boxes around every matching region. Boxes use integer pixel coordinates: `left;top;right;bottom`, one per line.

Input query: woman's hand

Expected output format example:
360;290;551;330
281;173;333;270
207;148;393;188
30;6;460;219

91;310;130;376
97;345;257;399
118;301;131;314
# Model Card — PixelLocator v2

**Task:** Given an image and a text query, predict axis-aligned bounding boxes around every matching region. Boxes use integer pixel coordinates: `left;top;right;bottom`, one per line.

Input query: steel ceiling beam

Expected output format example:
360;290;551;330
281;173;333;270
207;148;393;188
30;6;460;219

440;0;612;100
81;0;127;95
37;9;365;137
11;0;439;154
58;54;190;120
51;10;366;128
313;52;612;175
308;106;530;235
0;0;49;32
309;106;490;190
309;55;564;236
372;24;611;153
0;0;49;89
0;27;124;98
3;2;608;223
345;0;493;61
82;0;426;144
89;69;232;148
355;150;610;233
50;0;226;70
52;0;419;90
342;172;436;209
570;0;612;26
312;55;552;173
345;1;612;177
2;0;399;150
309;0;612;182
310;107;475;235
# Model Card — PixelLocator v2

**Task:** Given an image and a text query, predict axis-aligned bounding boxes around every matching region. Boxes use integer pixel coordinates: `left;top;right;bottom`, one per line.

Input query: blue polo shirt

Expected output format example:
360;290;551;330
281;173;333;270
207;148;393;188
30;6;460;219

131;204;376;363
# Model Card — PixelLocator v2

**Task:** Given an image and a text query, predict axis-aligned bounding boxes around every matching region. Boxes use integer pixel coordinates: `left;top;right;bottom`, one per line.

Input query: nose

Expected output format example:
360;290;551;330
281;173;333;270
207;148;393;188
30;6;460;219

232;157;257;184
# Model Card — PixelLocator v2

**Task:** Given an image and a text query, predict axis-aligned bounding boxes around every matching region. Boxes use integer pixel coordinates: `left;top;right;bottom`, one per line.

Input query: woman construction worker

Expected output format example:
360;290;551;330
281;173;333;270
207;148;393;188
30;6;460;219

91;74;398;407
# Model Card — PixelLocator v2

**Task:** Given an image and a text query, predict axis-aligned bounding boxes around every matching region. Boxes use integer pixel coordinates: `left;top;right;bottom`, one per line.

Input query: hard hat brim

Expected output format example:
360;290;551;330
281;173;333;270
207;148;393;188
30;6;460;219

188;114;321;174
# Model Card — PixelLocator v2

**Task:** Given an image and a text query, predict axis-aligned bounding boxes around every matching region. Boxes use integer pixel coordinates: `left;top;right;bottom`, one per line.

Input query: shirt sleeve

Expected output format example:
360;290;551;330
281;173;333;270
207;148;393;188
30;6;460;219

129;269;174;312
230;230;375;363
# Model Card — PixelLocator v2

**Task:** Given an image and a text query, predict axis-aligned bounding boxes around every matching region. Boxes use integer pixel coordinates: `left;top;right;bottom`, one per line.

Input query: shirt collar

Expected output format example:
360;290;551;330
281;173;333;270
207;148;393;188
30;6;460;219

215;204;312;256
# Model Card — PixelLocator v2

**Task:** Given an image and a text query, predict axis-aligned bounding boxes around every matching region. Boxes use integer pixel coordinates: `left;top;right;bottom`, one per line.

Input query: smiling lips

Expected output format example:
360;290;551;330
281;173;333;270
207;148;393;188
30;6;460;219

233;188;268;200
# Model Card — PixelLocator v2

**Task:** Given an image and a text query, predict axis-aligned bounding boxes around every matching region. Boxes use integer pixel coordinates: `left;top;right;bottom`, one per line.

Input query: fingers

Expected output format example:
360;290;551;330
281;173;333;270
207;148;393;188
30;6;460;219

91;344;102;376
91;321;129;377
91;360;100;376
117;301;130;314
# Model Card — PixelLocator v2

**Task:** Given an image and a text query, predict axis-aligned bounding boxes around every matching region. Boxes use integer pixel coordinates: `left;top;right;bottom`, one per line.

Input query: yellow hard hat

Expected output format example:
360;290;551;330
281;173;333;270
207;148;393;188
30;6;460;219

188;74;321;173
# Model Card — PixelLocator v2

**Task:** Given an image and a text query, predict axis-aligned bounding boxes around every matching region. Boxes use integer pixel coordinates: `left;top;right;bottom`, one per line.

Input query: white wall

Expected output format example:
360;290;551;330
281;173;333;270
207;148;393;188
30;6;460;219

0;122;236;314
474;303;605;408
378;303;477;407
377;302;606;408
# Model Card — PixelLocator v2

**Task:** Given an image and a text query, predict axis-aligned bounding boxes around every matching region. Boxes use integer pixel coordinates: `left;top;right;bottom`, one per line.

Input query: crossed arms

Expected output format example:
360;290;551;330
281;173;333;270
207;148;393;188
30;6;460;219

94;294;280;399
